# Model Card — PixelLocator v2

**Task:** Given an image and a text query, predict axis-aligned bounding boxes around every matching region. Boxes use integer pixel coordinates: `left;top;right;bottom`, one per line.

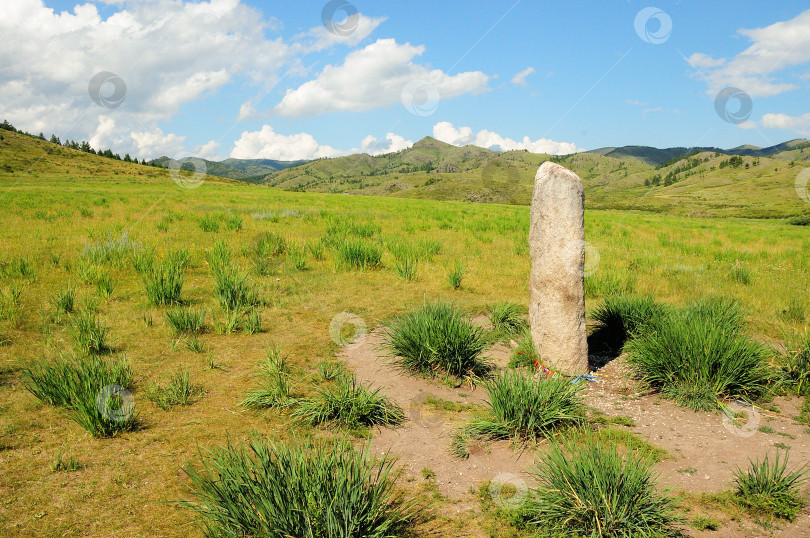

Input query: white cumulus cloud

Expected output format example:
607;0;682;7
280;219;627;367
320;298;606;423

274;38;490;117
432;122;583;155
687;9;810;97
0;0;291;156
358;133;413;155
761;112;810;134
230;125;342;161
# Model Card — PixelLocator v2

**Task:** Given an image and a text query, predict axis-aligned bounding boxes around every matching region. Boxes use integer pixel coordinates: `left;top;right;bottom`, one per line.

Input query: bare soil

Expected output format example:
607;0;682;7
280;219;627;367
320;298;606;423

340;329;810;538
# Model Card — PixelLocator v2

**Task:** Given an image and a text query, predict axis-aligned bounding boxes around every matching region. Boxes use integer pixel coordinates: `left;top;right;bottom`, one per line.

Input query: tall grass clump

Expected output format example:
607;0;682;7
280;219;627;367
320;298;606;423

589;294;669;350
146;369;203;410
489;302;528;336
447;261;464;289
142;254;185;305
198;214;221;232
385;301;489;379
336;238;382;270
508;329;538;369
0;285;23;321
52;286;76;314
21;354;136;437
165;307;206;334
293;376;404;429
525;439;679;537
733;451;808;521
241;347;296;410
212;263;260;310
625;297;774;411
777;329;810;396
69;311;111;355
393;255;417;281
452;372;584;458
181;437;413;537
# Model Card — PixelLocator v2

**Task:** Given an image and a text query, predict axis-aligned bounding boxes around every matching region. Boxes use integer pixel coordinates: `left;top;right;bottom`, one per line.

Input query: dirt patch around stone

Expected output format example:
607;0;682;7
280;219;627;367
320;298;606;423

339;329;810;537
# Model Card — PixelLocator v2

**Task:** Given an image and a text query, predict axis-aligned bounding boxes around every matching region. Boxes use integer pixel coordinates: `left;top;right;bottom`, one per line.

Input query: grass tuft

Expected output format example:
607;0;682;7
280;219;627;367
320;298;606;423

142;254;185;305
733;451;808;521
453;372;584;457
181;436;413;537
165;307;206;334
385;301;489;379
146;369;203;410
21;354;136;437
526;439;679;537
488;302;528;336
293;376;404;429
69;311;111;355
625;297;775;410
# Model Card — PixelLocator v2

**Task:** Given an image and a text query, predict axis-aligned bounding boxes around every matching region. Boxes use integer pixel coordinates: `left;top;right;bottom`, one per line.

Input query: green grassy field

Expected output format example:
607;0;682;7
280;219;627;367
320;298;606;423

1;131;809;535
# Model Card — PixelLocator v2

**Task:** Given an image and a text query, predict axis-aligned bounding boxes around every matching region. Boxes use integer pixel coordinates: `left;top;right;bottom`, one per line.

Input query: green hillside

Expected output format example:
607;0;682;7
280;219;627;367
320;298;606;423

2;129;809;219
149;155;306;183
261;137;810;218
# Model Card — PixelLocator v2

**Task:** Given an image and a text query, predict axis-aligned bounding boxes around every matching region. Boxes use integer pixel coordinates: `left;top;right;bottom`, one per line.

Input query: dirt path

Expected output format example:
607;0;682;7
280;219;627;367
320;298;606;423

339;329;810;537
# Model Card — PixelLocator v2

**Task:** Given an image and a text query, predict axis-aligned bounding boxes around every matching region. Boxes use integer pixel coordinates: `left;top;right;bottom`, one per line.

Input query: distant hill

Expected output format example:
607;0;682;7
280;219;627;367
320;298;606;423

2;128;808;219
149;156;307;183
259;136;810;217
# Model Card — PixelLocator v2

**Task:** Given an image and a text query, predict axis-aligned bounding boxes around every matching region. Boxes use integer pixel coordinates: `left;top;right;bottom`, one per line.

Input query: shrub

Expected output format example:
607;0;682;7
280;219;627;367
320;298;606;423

336;238;382;270
787;215;810;226
165;307;206;334
385;301;489;379
489;302;528;336
293;376;404;429
447;261;464;289
142;255;185;305
69;311;111;355
526;439;679;537
181;437;413;537
626;298;775;411
21;354;136;437
146;369;203;410
452;372;584;457
733;451;808;521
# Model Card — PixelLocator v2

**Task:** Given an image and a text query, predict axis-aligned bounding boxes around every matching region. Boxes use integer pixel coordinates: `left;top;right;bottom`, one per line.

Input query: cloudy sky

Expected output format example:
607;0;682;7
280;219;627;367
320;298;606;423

1;0;809;161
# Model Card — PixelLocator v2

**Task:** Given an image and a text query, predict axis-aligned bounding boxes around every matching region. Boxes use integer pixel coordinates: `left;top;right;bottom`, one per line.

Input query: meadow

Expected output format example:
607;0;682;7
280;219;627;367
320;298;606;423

1;132;809;536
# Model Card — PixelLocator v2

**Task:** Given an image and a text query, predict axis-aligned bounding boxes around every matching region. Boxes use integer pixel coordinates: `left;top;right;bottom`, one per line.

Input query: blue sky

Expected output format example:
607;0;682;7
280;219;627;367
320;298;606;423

1;1;809;160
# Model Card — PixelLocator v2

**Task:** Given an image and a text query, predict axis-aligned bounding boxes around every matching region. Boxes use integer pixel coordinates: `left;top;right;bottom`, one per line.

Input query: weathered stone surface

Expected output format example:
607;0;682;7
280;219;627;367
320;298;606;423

529;161;587;374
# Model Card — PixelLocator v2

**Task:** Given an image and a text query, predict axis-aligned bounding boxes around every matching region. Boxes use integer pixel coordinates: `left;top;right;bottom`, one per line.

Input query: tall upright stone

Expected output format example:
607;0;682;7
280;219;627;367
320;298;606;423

529;161;587;374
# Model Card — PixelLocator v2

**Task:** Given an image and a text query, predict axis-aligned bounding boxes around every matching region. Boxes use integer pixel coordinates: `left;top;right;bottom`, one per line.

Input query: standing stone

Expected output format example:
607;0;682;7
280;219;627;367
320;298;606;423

529;161;587;374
